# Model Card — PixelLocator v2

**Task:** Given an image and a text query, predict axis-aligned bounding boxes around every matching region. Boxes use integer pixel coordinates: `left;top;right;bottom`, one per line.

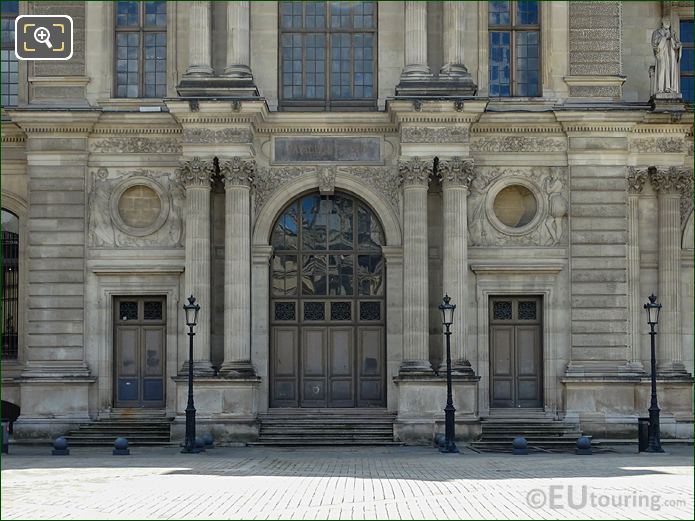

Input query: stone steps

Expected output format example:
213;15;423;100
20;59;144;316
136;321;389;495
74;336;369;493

63;416;173;446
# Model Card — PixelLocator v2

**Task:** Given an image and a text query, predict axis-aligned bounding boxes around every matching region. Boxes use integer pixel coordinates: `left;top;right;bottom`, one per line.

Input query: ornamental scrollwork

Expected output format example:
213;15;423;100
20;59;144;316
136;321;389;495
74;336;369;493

182;127;253;144
630;137;685;153
91;136;182;154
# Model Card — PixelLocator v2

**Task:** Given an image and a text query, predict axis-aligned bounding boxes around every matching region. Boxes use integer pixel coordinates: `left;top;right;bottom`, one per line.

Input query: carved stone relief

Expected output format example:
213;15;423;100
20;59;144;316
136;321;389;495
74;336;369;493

468;167;569;247
182;127;253;144
400;126;469;144
470;136;566;153
630;137;686;153
627;166;649;194
87;168;185;248
90;136;182;154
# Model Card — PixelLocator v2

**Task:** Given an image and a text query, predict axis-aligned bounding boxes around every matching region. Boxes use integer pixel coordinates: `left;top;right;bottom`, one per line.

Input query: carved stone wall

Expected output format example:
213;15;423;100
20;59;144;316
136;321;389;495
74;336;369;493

467;166;569;247
87;168;185;248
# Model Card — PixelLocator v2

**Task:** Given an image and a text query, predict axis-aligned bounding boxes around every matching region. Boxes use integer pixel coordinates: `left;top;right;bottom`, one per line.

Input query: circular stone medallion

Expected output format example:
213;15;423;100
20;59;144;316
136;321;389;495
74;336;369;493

492;185;538;228
117;185;162;228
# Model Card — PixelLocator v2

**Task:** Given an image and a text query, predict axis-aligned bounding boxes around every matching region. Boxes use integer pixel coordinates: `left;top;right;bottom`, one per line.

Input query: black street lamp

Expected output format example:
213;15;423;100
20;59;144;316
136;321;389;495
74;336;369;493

181;295;201;454
644;294;664;453
439;294;458;454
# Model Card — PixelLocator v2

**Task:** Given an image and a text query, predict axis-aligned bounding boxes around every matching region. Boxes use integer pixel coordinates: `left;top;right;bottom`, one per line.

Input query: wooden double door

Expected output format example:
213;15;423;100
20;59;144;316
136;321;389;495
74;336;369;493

489;296;543;408
114;297;166;408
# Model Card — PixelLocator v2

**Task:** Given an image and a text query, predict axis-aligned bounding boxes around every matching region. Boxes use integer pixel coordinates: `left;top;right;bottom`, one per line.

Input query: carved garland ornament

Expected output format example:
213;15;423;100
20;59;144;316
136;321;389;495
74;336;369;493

470;136;566;153
630;137;686;153
183;127;253;144
401;126;469;144
91;136;182;154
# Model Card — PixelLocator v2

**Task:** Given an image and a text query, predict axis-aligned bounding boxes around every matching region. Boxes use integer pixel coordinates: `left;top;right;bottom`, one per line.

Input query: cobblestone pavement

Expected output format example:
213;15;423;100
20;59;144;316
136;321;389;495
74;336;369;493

1;444;693;520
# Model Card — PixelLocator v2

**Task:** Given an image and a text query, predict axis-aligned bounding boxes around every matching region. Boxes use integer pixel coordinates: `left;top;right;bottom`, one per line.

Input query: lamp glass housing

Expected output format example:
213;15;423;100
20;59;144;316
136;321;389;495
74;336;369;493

439;295;456;327
644;294;661;326
183;295;200;327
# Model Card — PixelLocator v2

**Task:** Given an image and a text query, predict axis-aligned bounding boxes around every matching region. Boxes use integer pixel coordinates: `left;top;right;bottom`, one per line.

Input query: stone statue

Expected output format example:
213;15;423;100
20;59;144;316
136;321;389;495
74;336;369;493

651;17;682;95
544;173;568;244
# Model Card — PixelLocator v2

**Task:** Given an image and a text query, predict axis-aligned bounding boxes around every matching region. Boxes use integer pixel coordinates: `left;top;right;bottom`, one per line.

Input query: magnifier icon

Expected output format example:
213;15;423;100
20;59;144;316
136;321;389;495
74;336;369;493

33;26;53;49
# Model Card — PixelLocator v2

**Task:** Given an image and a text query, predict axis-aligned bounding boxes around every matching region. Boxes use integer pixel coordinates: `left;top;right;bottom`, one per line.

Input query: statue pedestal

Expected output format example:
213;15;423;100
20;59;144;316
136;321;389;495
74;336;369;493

650;93;686;113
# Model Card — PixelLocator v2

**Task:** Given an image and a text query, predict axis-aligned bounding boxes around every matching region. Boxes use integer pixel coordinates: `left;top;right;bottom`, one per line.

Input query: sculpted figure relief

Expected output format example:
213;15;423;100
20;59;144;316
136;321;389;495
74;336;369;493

544;173;568;244
652;17;682;95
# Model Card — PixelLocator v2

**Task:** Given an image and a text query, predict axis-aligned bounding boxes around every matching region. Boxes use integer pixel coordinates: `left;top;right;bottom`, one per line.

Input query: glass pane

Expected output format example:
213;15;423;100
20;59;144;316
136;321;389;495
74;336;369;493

493;301;512;320
681;20;694;44
144;329;163;375
0;1;18;15
359;301;381;321
301;194;326;250
272;254;298;296
330;302;351;321
357;203;384;251
301;254;327;295
488;0;510;25
328;254;353;296
515;31;540;96
143;301;163;320
518;301;537;320
516;0;538;25
119;301;138;321
328;194;353;250
357;255;383;296
116;1;139;26
303;302;325;321
489;31;511;96
682;48;694;74
274;302;296;321
681;76;693;103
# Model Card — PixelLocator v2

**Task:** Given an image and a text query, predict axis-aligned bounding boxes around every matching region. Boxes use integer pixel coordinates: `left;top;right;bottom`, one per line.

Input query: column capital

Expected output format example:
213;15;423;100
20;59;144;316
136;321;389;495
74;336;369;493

399;156;432;187
649;166;693;194
627;166;649;194
220;157;256;187
438;157;475;191
176;157;215;188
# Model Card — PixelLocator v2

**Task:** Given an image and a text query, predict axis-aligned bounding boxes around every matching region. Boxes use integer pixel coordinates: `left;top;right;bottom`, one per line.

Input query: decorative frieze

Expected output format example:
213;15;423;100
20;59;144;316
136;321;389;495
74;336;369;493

470;136;566;153
399;157;432;187
91;136;182;154
87;168;185;248
627;167;649;194
468;167;569;246
176;157;215;188
183;127;252;144
437;157;475;189
219;157;255;187
630;137;686;153
400;126;469;144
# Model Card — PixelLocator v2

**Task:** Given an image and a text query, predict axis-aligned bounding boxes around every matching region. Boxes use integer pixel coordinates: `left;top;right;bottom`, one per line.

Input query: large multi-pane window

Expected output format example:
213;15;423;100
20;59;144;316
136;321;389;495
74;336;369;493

115;1;167;98
488;0;540;97
2;209;19;360
681;20;693;103
279;1;376;110
1;1;18;106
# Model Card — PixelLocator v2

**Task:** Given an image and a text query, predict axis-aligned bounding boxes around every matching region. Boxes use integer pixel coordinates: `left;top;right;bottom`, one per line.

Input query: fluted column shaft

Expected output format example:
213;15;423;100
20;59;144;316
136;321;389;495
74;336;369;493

185;1;213;76
400;158;432;371
649;166;690;374
402;2;430;77
440;158;475;372
220;158;255;376
441;1;466;74
626;171;645;370
225;1;252;77
178;158;214;375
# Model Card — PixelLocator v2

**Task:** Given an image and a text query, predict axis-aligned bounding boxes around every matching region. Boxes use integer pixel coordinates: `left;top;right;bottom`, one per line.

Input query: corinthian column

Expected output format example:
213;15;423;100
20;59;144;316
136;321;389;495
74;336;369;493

219;157;255;376
224;1;253;78
649;166;691;375
185;1;214;76
439;157;475;373
401;2;431;79
626;167;648;372
177;157;215;375
440;1;467;76
399;157;432;372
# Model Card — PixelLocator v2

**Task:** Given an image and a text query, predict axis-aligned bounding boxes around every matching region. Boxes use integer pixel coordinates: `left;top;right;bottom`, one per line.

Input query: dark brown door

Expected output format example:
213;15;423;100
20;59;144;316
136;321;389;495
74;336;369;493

114;297;166;408
269;192;386;408
490;296;542;408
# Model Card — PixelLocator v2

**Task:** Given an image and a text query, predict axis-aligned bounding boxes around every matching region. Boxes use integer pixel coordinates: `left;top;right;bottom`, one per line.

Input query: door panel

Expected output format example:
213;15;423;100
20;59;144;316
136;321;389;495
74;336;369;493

489;297;542;408
114;297;166;408
271;327;298;406
329;328;354;406
302;328;327;406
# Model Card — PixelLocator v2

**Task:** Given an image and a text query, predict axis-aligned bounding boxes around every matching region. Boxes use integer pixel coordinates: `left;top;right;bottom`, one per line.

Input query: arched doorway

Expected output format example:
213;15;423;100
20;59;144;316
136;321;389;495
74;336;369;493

269;191;386;408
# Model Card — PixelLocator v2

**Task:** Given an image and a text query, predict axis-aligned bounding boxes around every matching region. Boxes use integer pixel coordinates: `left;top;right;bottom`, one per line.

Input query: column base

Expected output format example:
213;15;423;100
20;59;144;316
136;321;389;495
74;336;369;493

184;65;214;77
218;361;256;378
399;360;433;375
223;64;253;79
657;362;689;377
176;76;259;97
179;360;215;377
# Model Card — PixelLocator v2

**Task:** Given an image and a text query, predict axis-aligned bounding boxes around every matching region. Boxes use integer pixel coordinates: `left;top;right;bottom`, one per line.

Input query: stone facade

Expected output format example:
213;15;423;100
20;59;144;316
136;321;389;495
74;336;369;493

1;1;693;444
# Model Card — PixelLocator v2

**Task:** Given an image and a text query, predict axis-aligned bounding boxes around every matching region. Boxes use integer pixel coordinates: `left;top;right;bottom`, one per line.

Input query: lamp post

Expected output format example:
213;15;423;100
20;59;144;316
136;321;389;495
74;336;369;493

439;294;458;454
181;295;201;454
644;294;664;453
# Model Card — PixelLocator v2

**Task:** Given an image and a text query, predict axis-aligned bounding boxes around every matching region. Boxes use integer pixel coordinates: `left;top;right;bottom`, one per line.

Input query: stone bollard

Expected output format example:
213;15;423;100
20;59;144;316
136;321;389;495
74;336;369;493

575;436;592;455
433;432;445;449
113;437;130;456
52;437;70;456
512;436;528;455
202;432;214;449
194;436;206;452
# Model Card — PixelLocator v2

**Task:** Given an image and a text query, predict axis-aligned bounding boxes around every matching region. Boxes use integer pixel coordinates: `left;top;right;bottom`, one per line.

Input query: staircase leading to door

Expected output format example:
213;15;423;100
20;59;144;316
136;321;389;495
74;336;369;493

63;410;173;446
251;409;400;446
469;409;592;453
